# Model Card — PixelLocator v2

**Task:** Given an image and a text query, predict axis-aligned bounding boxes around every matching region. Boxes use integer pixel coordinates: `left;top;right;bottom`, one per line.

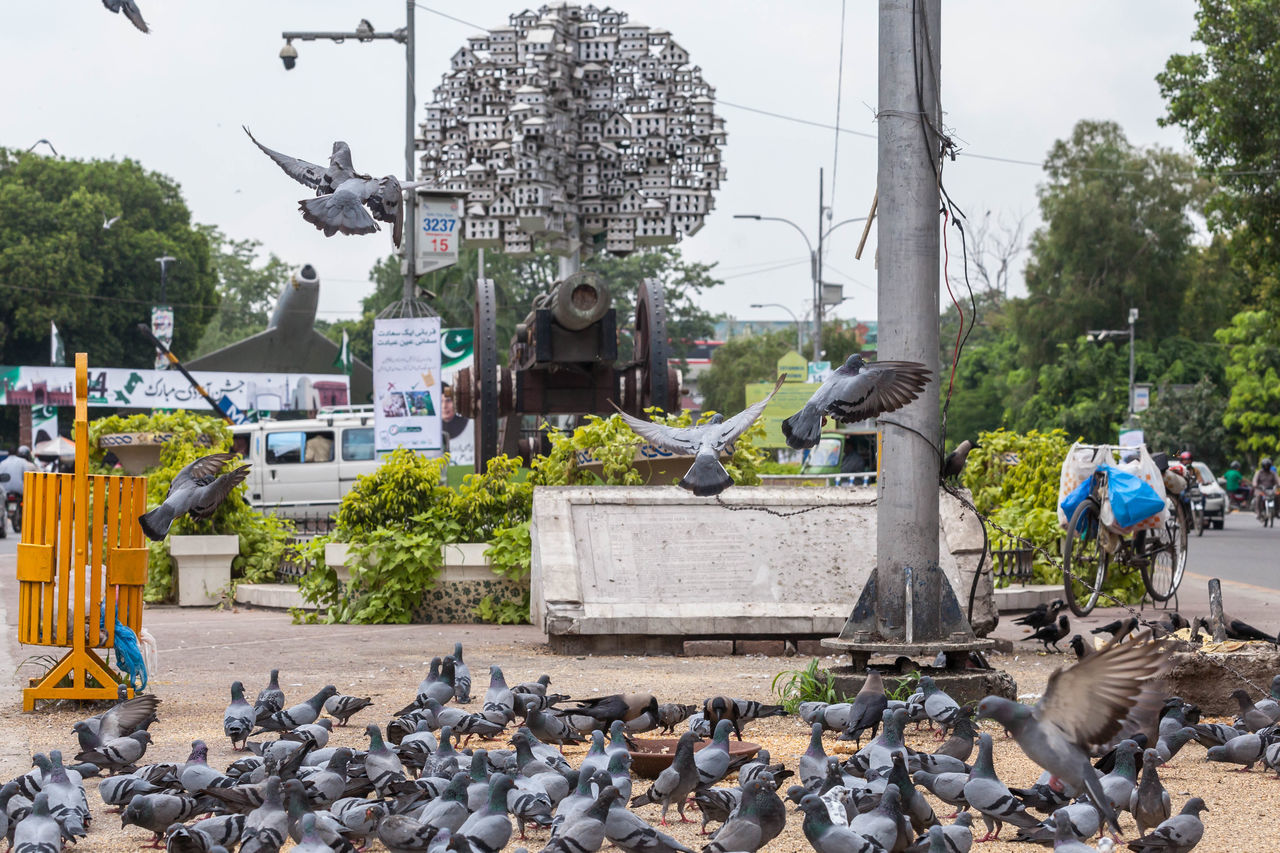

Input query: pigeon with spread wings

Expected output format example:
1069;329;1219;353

103;0;149;33
611;375;786;496
782;353;931;449
139;453;250;541
244;126;420;248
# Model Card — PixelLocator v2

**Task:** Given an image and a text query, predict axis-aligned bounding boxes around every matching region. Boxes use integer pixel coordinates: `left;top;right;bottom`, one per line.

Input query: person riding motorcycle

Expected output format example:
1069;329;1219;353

1253;458;1279;521
0;446;37;498
1225;460;1250;510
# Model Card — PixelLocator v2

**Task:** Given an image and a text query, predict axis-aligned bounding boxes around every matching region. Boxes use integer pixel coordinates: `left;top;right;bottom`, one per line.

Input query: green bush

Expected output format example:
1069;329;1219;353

89;411;291;602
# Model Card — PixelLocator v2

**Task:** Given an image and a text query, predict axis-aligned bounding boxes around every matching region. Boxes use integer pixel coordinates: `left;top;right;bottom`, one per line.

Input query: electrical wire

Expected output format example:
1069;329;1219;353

413;3;485;31
829;0;848;217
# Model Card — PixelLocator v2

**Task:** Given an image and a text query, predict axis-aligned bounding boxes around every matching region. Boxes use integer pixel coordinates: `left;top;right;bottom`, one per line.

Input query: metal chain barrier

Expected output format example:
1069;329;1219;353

713;493;873;517
942;483;1271;697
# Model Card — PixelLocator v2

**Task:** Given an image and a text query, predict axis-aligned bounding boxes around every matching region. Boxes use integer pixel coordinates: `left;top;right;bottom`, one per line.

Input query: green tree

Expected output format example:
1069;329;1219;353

0;148;218;367
1140;376;1228;468
1215;309;1280;457
1011;120;1206;367
1159;0;1280;305
193;226;293;357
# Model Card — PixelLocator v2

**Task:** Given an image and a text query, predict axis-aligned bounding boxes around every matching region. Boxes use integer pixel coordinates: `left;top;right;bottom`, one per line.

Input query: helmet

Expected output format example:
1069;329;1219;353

16;445;30;460
1263;458;1273;469
1179;451;1193;462
1232;461;1241;470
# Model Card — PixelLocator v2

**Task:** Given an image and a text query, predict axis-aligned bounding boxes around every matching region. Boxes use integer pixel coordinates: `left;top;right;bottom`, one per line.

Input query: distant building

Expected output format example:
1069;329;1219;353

421;4;725;258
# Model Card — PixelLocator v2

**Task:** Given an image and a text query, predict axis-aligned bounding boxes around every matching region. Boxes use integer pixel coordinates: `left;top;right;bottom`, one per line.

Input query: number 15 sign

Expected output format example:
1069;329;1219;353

414;189;466;275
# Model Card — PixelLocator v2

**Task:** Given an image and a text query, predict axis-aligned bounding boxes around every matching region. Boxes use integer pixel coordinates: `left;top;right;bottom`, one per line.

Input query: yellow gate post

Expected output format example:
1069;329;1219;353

17;353;150;711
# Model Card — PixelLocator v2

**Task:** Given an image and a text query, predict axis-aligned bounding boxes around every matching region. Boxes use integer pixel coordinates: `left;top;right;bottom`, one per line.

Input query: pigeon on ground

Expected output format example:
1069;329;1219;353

102;0;148;32
14;794;66;852
75;730;151;774
975;631;1168;836
450;643;473;703
544;785;618;853
836;670;888;745
962;733;1041;841
482;665;518;727
849;785;912;852
252;685;337;735
244;127;422;248
522;700;584;745
363;724;407;797
657;704;697;735
1126;797;1207;852
1026;614;1070;652
1012;801;1100;845
121;792;202;843
612;375;785;496
1098;740;1139;814
1230;688;1278;731
692;787;740;837
1156;727;1197;764
240;777;288;853
702;696;746;741
456;773;516;853
918;676;963;731
1130;748;1171;836
798;722;828;788
888;751;939;834
224;681;254;751
933;712;977;763
942;439;978;480
1012;599;1065;631
907;811;973;853
701;777;785;853
254;670;285;722
1206;731;1263;770
79;693;161;741
782;353;932;449
798;793;883;853
694;720;734;787
139;453;250;540
293;813;338;853
323;693;373;727
605;789;696;853
630;732;700;825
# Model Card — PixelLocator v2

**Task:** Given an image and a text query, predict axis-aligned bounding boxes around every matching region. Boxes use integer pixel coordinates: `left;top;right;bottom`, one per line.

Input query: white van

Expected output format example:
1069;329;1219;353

231;406;382;518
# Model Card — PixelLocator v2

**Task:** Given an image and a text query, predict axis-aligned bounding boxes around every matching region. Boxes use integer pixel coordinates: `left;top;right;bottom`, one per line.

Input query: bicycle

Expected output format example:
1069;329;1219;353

1061;467;1187;617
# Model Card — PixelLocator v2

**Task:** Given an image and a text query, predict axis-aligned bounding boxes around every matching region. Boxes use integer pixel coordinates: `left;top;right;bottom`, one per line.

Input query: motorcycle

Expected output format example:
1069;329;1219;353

3;491;17;537
1187;481;1206;537
1261;487;1278;528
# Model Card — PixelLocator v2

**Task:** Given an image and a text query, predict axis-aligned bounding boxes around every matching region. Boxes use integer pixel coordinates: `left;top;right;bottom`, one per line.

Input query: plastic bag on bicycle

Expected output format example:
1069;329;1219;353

1100;465;1166;529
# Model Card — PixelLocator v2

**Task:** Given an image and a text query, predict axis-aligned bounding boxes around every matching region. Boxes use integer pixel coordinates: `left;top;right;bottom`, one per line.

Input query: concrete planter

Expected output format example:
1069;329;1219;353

170;534;239;607
324;542;353;583
96;431;176;474
412;543;526;624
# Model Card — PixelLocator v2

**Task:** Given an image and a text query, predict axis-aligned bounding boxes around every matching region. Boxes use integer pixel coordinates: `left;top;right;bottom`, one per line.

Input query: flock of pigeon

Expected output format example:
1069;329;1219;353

13;630;1272;852
1012;600;1280;656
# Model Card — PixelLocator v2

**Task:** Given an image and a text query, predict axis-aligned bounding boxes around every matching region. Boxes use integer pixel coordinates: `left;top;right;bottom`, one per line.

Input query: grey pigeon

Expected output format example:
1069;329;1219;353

245;126;420;248
122;792;202;844
849;784;912;852
417;771;470;833
630;732;700;825
782;353;932;449
961;733;1040;841
612;375;785;496
1206;731;1263;770
80;692;160;742
482;665;518;726
691;787;740;837
254;670;285;721
1099;739;1140;814
363;724;407;797
451;643;473;702
544;785;619;853
1048;807;1097;853
139;453;249;540
324;693;373;727
1012;802;1100;845
918;676;962;731
456;772;515;853
1230;688;1278;731
224;681;254;751
798;793;883;853
1126;797;1207;852
1156;726;1197;764
75;730;151;773
99;772;162;809
38;755;87;840
701;777;784;853
975;632;1167;836
578;730;610;781
522;701;583;745
102;0;148;32
253;685;337;734
240;776;288;853
911;769;967;817
14;793;65;852
651;704;694;736
293;813;337;853
888;751;938;834
283;779;353;851
180;741;233;795
693;720;734;787
1130;748;1172;836
837;670;888;745
186;814;246;849
907;811;973;853
605;791;696;853
798;722;829;788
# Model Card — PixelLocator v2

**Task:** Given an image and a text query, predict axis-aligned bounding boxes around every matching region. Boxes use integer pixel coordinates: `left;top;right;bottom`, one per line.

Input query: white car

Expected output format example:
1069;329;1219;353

1191;461;1227;529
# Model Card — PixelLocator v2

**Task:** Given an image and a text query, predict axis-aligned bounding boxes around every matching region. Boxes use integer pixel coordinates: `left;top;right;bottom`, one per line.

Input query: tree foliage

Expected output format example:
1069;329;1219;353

1140;376;1228;468
1159;0;1280;305
0;149;218;367
1012;120;1206;366
193;225;293;357
1216;309;1280;458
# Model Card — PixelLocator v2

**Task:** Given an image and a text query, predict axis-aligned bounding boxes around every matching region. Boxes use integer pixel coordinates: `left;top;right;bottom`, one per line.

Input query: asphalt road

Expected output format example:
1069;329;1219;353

1185;508;1280;591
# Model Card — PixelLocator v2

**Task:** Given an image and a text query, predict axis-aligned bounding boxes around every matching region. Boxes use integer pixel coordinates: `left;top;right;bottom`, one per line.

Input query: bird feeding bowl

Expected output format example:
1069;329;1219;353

627;737;760;779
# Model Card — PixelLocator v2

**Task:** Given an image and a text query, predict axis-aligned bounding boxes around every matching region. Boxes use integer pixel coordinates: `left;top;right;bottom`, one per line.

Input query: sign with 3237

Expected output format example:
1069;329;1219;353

414;192;463;276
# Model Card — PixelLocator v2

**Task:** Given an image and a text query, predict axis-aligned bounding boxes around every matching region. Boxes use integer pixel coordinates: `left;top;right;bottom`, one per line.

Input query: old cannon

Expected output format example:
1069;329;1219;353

453;272;680;472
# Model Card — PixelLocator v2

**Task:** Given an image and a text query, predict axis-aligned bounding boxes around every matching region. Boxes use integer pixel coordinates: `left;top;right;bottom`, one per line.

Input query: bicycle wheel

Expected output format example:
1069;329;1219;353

1063;498;1108;616
1143;498;1187;601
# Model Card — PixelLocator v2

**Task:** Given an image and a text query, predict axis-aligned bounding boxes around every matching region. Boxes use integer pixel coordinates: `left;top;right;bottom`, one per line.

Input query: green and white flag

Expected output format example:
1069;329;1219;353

333;328;352;375
50;322;64;366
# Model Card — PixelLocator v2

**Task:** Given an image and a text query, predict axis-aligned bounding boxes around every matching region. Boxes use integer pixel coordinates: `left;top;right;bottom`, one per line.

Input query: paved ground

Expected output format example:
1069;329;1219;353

0;531;1277;851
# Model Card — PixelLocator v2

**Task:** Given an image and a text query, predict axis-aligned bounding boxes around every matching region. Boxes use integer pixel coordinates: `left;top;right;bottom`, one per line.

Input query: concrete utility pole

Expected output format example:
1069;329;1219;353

814;168;825;359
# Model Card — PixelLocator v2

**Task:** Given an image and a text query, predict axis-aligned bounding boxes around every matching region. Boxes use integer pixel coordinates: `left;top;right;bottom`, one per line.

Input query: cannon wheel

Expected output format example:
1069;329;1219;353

635;278;671;412
474;277;500;474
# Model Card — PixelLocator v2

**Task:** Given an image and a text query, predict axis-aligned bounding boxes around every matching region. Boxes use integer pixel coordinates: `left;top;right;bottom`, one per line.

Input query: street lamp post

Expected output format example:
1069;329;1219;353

750;303;803;353
1087;306;1139;425
280;6;418;307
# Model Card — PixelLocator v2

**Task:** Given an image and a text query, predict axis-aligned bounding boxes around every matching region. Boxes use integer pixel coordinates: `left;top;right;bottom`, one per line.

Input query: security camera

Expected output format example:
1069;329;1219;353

279;42;298;70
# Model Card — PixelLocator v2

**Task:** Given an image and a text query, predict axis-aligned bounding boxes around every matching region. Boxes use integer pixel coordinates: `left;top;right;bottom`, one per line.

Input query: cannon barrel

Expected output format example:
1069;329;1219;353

541;270;611;331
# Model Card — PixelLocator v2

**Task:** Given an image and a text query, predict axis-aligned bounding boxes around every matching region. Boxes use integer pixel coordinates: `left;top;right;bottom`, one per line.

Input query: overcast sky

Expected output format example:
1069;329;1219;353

2;1;1200;333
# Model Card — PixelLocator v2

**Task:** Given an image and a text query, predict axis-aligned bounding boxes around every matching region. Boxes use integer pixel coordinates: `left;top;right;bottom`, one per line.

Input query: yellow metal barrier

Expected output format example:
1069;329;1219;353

17;353;149;710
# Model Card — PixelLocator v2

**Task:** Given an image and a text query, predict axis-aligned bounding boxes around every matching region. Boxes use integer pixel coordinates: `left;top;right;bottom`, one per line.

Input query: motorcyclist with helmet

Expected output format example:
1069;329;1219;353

1225;460;1250;511
1253;457;1279;522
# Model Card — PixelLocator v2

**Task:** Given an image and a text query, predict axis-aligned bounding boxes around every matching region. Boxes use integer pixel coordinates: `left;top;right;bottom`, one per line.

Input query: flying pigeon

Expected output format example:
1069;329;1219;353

138;452;250;540
611;375;786;496
975;631;1168;836
244;126;422;248
103;214;122;230
102;0;148;33
781;353;932;449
